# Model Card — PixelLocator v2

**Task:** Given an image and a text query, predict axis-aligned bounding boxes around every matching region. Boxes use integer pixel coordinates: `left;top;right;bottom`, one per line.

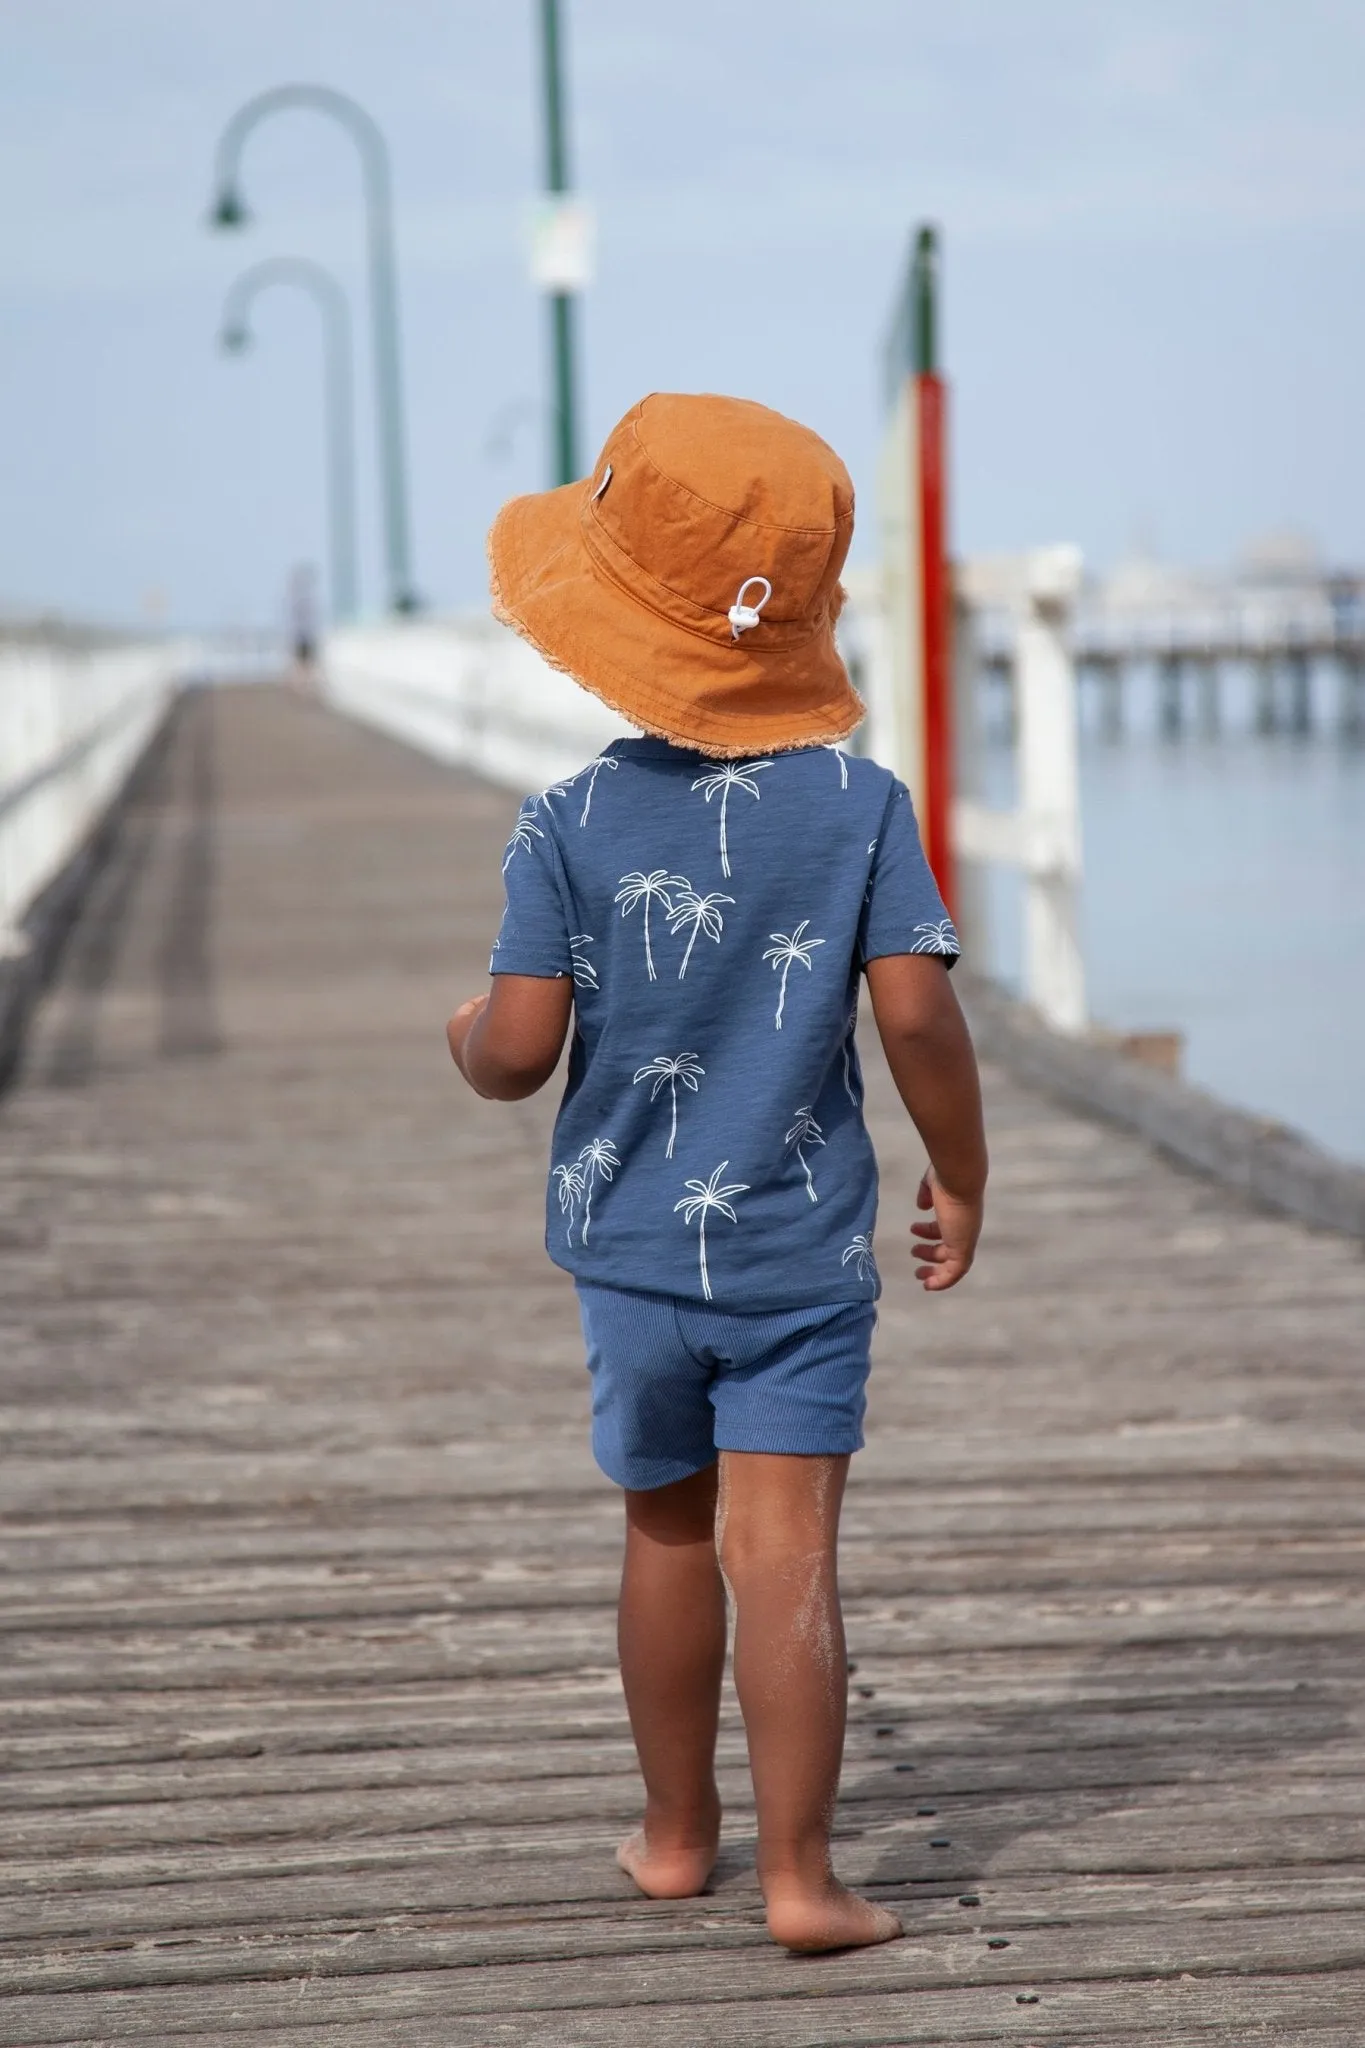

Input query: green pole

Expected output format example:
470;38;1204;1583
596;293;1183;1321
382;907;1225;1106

911;223;938;377
218;258;360;623
539;0;579;486
209;85;420;613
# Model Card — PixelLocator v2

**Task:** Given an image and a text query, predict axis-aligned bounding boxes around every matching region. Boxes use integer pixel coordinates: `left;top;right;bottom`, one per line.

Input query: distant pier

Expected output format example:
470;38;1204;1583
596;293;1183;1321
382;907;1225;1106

971;564;1365;739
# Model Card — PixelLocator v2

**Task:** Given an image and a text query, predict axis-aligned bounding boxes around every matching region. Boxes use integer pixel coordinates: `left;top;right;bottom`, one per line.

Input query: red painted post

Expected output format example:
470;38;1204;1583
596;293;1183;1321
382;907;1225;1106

880;227;956;915
916;367;955;914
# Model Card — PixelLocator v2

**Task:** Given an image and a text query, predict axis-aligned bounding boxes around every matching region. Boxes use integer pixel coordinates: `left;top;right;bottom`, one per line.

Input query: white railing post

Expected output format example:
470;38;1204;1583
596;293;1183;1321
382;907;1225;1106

1017;546;1085;1033
950;544;1087;1036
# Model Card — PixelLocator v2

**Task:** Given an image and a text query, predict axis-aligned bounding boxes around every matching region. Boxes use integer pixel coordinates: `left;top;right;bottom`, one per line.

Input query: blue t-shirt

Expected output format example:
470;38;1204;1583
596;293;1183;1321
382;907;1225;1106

490;739;958;1310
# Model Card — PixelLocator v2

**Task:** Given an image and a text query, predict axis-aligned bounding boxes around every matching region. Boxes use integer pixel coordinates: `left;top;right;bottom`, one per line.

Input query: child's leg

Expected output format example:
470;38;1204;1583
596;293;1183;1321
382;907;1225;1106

718;1450;901;1951
615;1460;726;1898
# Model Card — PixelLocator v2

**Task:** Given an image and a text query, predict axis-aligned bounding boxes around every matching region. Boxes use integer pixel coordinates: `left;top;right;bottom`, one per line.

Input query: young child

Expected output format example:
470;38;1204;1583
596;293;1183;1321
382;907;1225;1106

448;393;987;1953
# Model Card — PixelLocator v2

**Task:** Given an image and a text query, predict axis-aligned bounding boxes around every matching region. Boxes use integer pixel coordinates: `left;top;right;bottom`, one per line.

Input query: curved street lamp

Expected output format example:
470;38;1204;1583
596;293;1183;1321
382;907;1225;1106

209;85;419;613
539;0;580;486
219;257;359;624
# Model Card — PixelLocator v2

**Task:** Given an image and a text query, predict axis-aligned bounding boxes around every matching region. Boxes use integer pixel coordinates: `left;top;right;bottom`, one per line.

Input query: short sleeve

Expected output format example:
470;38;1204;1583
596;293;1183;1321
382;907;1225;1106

858;780;960;967
489;804;574;978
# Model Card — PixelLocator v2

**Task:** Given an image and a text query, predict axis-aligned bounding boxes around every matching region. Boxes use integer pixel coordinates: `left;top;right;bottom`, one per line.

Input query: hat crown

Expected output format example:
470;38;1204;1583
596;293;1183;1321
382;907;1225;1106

583;393;854;638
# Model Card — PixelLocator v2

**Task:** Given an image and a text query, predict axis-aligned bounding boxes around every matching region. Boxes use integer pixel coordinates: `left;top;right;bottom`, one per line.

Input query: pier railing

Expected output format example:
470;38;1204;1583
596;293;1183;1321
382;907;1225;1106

973;573;1365;738
322;616;621;792
0;634;187;957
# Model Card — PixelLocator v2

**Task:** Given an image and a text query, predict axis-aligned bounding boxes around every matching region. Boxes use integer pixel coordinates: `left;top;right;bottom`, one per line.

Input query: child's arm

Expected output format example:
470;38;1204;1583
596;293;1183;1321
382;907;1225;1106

864;954;988;1291
447;975;574;1101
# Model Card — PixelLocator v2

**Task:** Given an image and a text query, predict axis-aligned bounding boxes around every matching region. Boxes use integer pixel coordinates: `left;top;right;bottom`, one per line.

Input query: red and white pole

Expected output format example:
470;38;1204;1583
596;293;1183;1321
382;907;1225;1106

877;225;956;915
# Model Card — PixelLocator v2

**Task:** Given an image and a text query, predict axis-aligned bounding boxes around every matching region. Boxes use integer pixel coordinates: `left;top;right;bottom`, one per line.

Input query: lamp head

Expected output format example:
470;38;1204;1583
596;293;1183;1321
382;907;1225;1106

210;186;249;230
220;324;251;355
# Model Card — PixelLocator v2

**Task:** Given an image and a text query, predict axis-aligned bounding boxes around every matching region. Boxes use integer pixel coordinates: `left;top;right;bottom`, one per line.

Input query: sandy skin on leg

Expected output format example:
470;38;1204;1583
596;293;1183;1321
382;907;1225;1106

718;1450;902;1952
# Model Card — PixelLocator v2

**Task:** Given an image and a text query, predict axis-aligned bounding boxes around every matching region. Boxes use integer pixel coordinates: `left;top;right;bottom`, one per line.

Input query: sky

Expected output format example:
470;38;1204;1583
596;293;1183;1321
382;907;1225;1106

1;0;1363;629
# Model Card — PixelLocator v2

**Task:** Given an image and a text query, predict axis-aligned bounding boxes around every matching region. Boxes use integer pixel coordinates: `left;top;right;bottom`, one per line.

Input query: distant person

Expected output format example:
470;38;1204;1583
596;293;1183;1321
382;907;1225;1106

446;394;987;1952
287;562;319;673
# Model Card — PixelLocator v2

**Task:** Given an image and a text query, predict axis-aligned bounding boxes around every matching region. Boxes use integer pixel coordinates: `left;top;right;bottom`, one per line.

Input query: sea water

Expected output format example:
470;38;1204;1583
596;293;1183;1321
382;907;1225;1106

978;700;1365;1168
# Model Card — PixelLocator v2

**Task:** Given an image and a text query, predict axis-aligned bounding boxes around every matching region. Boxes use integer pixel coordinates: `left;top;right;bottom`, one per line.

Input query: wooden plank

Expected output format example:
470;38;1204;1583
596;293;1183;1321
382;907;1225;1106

5;1475;1364;1582
5;1524;1365;1636
0;1966;1361;2044
2;1858;1361;1946
6;1763;1365;1864
6;1906;1365;1999
2;1801;1362;1914
11;1722;1365;1817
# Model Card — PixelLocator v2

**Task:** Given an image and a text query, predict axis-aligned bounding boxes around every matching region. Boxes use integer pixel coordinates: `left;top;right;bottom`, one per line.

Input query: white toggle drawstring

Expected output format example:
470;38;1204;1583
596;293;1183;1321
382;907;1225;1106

728;575;772;640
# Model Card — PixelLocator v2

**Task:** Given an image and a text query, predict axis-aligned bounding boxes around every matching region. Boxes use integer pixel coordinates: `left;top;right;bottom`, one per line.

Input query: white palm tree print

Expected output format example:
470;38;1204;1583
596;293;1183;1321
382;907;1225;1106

825;744;849;789
762;920;826;1029
666;887;734;978
552;1160;585;1242
577;1137;620;1241
841;1233;878;1285
614;870;689;981
690;758;773;878
910;918;959;955
675;1161;749;1302
785;1105;826;1203
633;1052;705;1159
842;1005;861;1105
572;751;620;826
502;809;543;873
568;934;598;989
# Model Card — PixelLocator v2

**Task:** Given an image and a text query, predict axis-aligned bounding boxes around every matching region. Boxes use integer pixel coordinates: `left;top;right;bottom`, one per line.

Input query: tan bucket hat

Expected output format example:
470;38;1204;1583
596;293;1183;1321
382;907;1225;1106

488;392;862;757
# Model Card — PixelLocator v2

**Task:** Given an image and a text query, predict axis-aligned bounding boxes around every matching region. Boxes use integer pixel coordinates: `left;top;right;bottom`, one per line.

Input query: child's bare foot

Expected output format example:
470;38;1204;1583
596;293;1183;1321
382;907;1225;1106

764;1876;903;1953
616;1827;718;1899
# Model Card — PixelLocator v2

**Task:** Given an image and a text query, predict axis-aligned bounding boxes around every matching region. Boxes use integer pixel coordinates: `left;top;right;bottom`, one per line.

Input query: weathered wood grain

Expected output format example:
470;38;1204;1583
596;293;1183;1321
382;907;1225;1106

2;1966;1363;2045
8;1905;1365;1998
1;684;1362;2044
5;1859;1362;1945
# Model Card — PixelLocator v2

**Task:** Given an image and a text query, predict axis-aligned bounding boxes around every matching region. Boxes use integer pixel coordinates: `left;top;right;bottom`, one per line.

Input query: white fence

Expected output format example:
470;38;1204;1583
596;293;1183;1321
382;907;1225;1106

0;640;187;954
323;617;626;794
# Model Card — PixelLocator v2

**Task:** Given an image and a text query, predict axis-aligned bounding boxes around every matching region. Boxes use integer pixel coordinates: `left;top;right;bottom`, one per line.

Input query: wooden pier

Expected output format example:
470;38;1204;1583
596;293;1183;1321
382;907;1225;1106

2;683;1363;2045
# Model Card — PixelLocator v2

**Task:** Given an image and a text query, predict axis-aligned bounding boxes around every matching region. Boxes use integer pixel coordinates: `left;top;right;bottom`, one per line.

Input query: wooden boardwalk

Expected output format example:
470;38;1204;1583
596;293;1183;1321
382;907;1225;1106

2;682;1363;2046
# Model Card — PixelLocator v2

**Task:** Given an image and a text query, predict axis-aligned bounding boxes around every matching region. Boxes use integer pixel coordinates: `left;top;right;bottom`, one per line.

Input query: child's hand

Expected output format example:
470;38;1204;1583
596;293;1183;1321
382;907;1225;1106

910;1170;983;1291
446;994;489;1075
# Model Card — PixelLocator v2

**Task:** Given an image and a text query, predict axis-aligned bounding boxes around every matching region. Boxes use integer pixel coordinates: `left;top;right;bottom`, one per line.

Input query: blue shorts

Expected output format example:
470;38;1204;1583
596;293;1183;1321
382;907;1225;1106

575;1283;875;1491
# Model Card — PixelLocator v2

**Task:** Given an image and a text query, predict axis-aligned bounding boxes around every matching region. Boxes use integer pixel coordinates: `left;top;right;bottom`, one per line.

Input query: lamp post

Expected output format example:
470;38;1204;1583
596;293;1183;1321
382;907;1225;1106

538;0;580;486
219;258;359;624
208;85;419;613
